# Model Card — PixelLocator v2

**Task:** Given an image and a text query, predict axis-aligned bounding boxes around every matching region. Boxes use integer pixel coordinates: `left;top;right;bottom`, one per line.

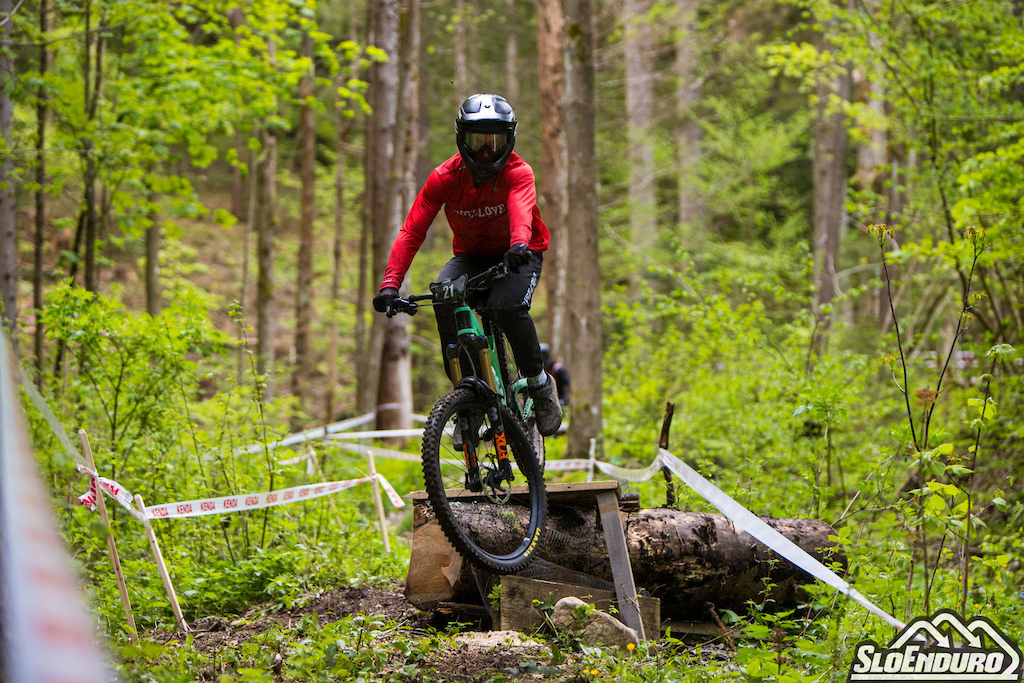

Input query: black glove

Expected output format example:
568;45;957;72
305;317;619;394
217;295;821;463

373;287;400;315
503;243;530;273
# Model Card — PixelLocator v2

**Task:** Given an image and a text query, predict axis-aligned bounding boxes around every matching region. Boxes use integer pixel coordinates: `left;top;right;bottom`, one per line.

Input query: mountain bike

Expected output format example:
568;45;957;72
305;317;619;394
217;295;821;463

387;263;547;573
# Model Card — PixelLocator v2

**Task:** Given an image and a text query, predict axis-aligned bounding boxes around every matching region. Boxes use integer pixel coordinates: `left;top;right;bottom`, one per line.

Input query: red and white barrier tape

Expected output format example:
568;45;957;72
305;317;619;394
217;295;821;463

76;464;147;522
2;329;115;682
144;473;404;520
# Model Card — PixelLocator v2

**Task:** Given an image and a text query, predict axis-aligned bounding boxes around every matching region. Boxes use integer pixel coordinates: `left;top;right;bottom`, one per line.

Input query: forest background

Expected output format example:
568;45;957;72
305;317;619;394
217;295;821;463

1;0;1023;680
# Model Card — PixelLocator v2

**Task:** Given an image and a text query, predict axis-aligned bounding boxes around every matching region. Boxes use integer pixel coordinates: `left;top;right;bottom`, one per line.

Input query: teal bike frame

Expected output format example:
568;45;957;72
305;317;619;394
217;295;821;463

449;300;534;425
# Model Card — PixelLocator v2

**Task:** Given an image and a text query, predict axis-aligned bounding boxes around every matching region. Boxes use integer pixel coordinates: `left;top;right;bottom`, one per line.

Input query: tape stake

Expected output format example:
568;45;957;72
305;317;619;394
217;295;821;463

78;430;138;642
657;449;905;631
367;454;391;553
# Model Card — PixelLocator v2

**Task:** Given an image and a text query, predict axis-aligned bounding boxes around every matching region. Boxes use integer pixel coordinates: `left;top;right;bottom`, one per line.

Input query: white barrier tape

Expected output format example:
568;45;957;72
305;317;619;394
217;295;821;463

656;448;905;631
327;428;425;441
9;351;85;467
1;329;115;681
337;442;423;463
242;412;429;458
145;473;404;520
279;451;315;466
238;413;379;455
544;458;594;472
594;456;663;482
76;465;147;523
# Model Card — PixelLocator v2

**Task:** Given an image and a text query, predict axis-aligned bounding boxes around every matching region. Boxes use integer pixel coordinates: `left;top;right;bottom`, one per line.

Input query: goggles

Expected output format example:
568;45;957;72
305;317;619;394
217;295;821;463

463;131;512;158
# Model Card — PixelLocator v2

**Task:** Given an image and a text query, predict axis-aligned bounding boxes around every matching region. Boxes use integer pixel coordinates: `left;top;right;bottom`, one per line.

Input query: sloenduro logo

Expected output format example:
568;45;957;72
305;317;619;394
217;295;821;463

848;609;1022;682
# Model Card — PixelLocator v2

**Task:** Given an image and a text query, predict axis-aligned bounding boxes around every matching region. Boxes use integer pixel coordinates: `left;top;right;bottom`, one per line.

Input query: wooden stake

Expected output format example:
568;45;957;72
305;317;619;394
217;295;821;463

78;429;138;641
134;494;189;633
659;401;676;508
366;451;391;553
587;438;596;482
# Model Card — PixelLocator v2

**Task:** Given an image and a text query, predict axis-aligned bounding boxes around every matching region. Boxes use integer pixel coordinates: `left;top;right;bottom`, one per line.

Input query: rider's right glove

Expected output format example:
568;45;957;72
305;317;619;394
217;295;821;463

373;287;400;316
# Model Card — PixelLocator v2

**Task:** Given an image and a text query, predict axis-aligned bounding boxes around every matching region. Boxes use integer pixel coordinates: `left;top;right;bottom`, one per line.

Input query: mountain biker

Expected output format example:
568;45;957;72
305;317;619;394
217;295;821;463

539;343;570;408
373;93;562;437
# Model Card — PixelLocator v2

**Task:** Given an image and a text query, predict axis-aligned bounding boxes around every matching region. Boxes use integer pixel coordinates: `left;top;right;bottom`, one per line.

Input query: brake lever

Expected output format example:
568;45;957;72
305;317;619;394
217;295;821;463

386;300;418;317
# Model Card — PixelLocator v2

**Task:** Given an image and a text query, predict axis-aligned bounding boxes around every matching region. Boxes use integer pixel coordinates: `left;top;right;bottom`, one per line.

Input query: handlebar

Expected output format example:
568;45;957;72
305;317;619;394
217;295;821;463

385;262;510;318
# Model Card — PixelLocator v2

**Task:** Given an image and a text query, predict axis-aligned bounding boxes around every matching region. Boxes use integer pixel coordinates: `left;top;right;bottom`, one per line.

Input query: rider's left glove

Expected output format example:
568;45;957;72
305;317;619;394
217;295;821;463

373;287;400;316
503;243;531;273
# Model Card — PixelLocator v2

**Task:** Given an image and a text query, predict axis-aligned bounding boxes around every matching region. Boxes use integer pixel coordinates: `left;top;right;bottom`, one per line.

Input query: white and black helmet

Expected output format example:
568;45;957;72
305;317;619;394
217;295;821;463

455;93;517;179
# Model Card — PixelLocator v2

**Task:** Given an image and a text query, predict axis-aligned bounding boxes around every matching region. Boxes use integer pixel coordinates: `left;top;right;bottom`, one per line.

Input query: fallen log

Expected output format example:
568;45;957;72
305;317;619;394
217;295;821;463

406;484;845;621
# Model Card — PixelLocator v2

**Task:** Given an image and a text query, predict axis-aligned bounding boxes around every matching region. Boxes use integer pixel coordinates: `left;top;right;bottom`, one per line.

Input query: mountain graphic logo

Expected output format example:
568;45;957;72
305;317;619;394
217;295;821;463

849;609;1022;682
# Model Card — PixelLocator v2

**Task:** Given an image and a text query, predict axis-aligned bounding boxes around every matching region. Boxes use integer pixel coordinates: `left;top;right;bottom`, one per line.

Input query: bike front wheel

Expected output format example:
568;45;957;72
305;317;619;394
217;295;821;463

421;386;547;574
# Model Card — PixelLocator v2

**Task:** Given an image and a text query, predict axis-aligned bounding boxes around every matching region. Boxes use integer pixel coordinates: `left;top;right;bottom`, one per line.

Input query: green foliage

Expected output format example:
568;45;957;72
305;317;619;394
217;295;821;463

6;0;1024;679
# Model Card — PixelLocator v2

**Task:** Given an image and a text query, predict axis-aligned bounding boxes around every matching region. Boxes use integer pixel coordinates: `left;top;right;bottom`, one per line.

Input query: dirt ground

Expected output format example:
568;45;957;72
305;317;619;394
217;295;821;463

148;585;736;681
150;585;571;681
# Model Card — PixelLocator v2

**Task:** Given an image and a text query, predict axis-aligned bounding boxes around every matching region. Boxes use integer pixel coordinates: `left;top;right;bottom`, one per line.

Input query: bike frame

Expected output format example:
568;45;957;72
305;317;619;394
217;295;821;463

447;301;533;425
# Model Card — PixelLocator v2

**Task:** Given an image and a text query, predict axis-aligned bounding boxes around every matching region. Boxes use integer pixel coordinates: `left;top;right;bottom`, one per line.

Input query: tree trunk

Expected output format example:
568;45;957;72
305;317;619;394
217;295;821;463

624;0;656;295
812;29;851;353
0;0;17;344
408;501;845;620
563;0;602;457
33;0;53;369
292;32;317;413
237;122;259;384
82;5;107;295
505;0;518;105
82;2;98;294
326;76;351;425
675;0;702;243
145;189;161;316
537;0;567;361
375;0;420;433
256;33;280;399
229;9;247;222
256;120;279;398
453;0;467;107
362;0;401;421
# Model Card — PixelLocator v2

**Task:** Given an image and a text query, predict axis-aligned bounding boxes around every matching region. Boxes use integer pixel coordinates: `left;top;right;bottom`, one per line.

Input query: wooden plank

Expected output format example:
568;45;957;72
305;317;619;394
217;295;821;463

596;490;645;639
497;576;660;638
662;620;741;639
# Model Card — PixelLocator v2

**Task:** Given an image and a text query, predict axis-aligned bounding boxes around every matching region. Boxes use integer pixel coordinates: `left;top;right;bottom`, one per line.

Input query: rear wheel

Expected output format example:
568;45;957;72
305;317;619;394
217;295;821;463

421;386;547;573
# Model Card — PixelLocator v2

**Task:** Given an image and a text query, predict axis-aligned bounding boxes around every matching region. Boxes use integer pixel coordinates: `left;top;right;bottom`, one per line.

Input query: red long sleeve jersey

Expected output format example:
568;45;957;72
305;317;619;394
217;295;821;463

380;153;550;290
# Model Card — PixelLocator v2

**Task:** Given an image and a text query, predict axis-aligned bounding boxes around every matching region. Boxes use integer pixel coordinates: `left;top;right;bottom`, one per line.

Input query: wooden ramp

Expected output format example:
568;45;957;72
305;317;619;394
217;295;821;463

409;481;657;639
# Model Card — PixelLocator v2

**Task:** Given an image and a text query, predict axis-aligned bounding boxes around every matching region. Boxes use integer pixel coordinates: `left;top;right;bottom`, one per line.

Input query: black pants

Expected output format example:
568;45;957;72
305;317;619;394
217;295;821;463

434;252;544;381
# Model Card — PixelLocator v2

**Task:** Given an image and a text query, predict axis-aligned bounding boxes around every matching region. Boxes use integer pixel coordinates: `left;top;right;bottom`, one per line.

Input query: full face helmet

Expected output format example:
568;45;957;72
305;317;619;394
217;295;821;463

455;93;517;182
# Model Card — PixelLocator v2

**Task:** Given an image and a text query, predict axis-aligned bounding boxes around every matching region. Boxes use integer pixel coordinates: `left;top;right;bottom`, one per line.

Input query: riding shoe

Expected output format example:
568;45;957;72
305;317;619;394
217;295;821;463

529;373;563;437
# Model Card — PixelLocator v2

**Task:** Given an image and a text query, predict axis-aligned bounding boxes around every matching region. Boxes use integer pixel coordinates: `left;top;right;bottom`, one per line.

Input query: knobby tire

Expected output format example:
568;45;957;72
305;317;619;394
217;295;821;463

421;386;547;574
